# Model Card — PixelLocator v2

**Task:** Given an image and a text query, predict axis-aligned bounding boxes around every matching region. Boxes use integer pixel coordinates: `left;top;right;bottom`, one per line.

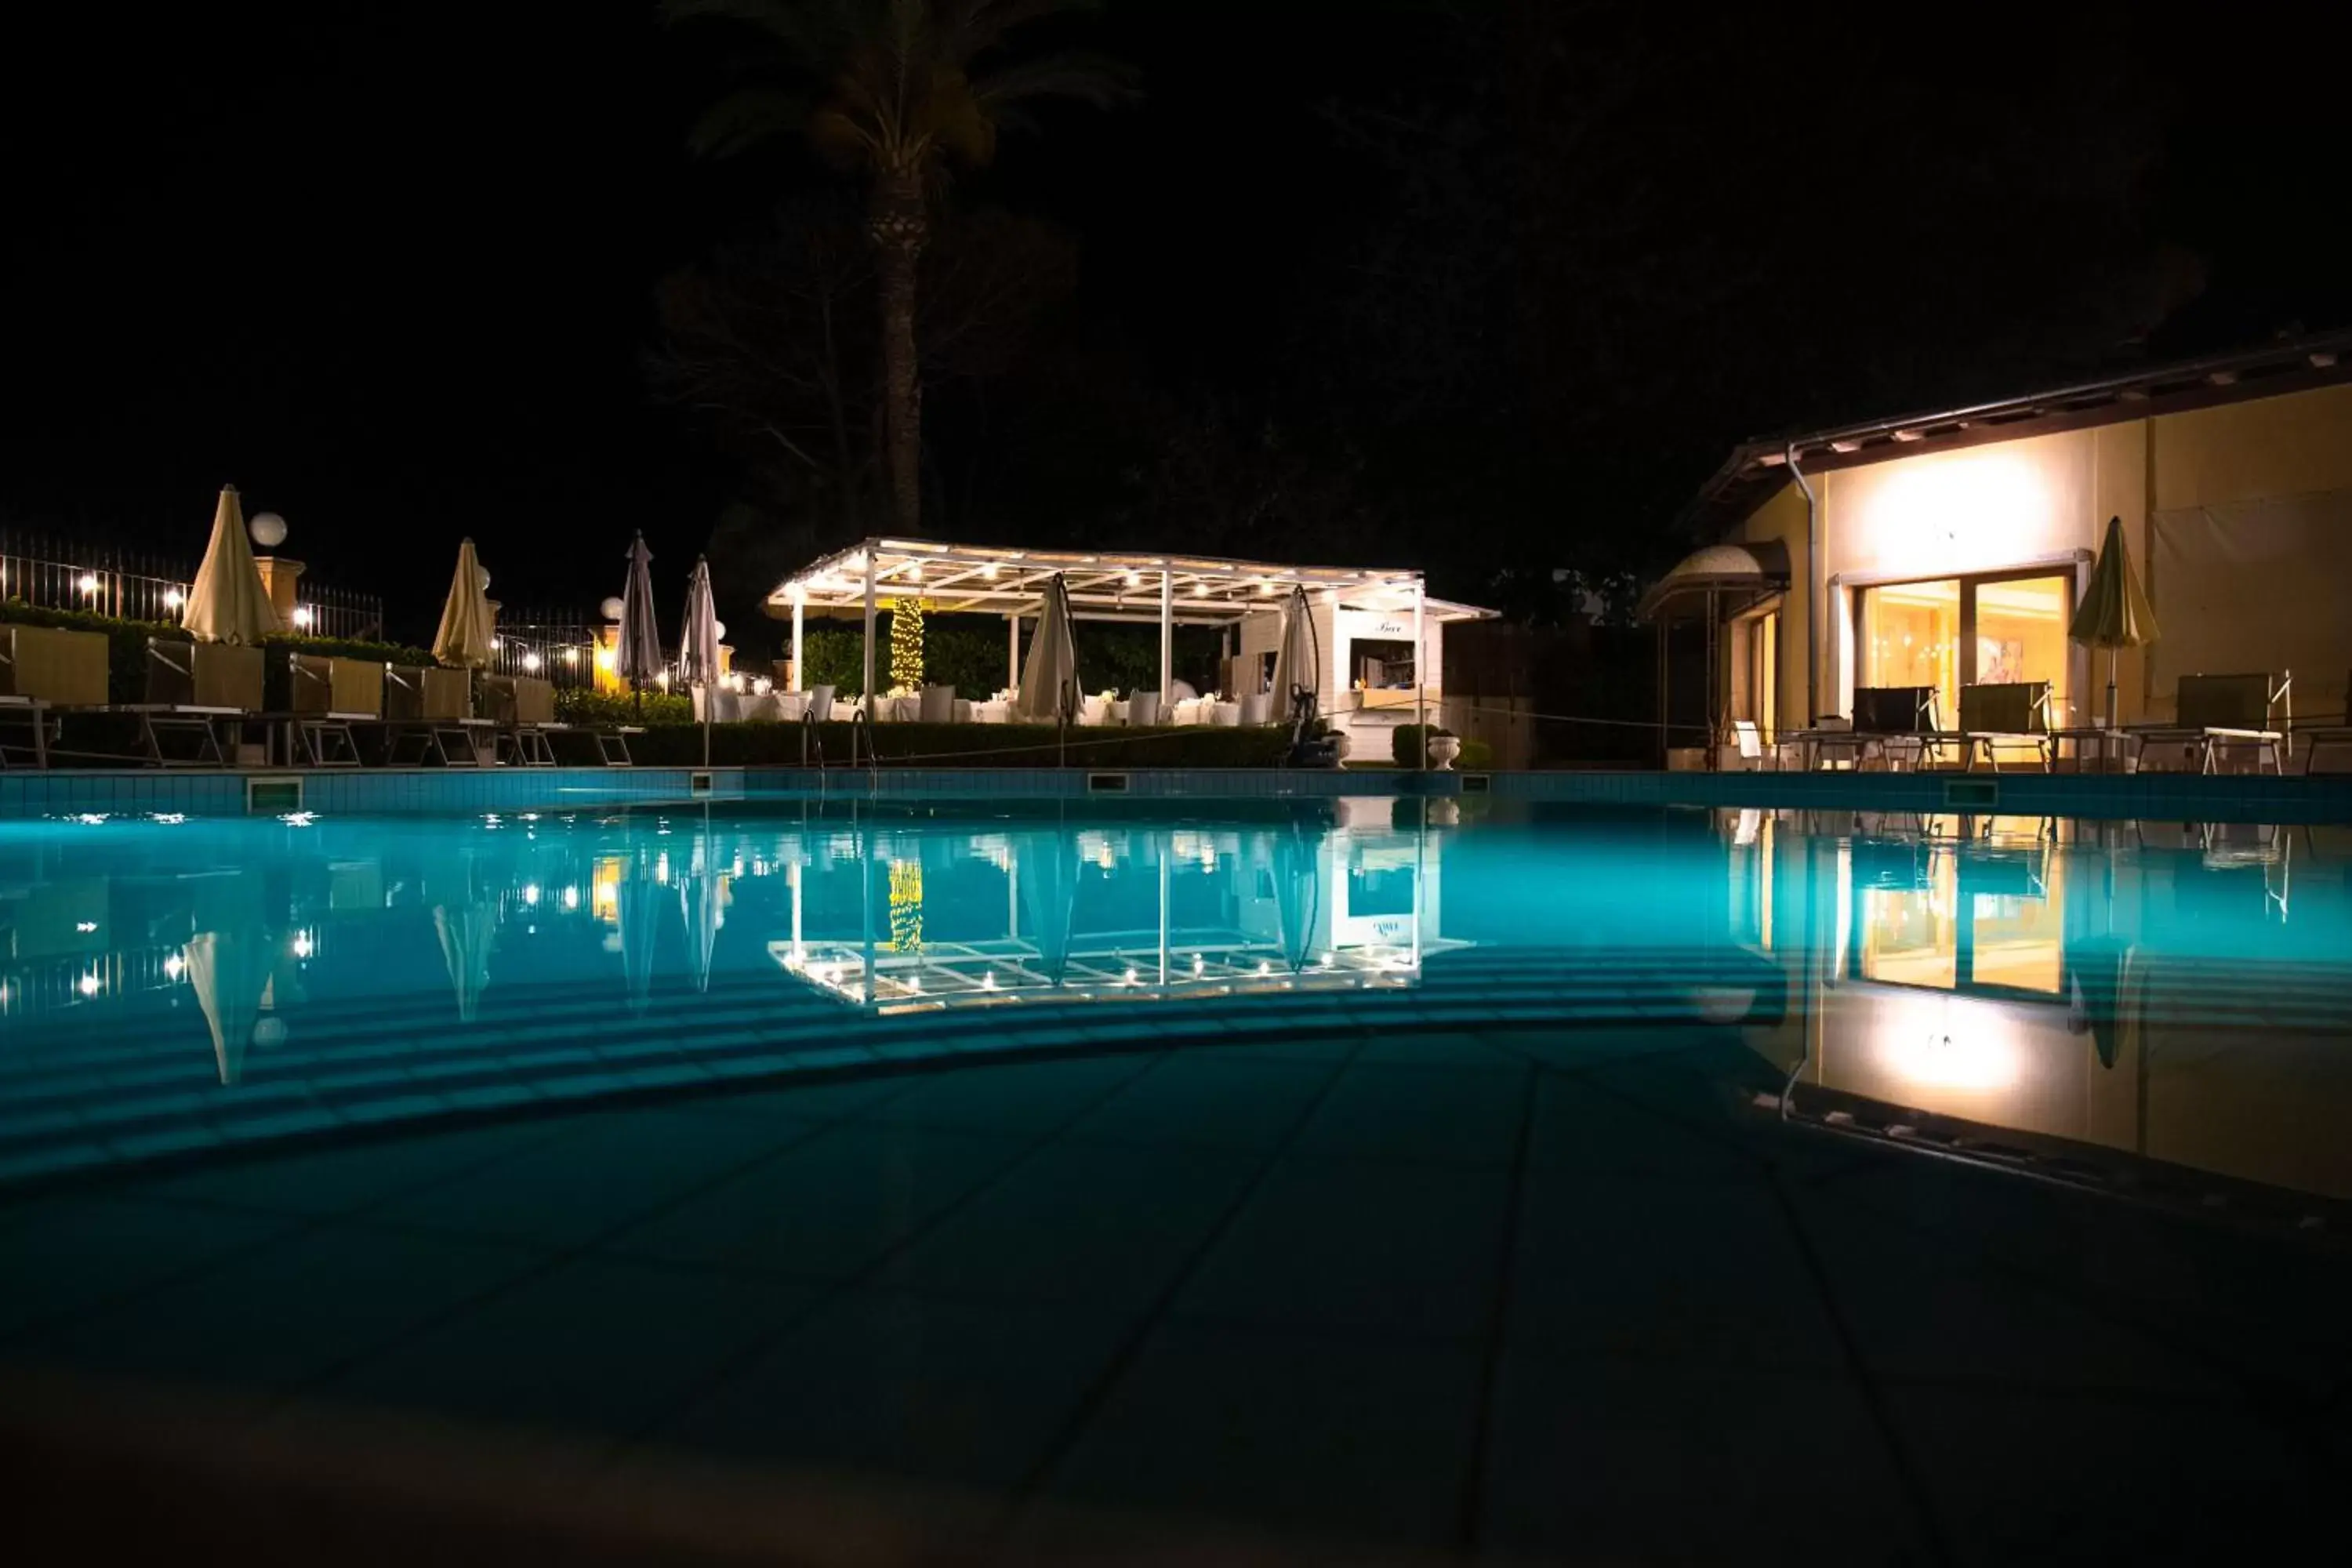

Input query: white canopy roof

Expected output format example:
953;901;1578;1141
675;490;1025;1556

768;536;1495;624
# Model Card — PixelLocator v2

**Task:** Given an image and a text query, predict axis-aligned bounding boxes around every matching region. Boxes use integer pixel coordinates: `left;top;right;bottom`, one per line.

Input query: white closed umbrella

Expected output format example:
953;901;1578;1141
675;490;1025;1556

1269;586;1320;721
1013;573;1078;723
615;532;662;712
434;902;497;1022
681;555;720;765
432;539;497;669
183;485;282;645
183;930;272;1084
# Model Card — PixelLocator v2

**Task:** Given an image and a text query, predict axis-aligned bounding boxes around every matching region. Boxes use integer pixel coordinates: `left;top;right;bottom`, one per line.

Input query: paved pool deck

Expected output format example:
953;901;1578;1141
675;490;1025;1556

3;1023;2343;1564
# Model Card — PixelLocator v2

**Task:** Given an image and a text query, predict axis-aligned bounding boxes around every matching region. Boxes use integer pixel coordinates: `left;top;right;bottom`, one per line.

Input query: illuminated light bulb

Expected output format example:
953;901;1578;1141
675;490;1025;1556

1257;960;1272;976
78;972;100;997
522;652;542;671
906;564;923;581
77;573;99;594
1258;579;1276;595
1192;953;1205;974
164;952;186;979
1125;570;1142;588
165;588;186;609
292;931;314;959
523;884;540;906
981;562;999;579
594;648;616;671
1123;967;1138;985
562;886;579;910
292;606;315;629
490;635;503;651
980;971;998;991
1192;583;1208;598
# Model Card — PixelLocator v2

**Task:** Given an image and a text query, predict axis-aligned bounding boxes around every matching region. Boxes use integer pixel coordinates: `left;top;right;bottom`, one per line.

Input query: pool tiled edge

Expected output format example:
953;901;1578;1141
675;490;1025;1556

3;764;2349;822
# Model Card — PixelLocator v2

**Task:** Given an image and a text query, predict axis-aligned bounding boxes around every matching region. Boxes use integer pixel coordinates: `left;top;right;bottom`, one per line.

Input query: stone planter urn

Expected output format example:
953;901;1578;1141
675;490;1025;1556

1428;733;1462;771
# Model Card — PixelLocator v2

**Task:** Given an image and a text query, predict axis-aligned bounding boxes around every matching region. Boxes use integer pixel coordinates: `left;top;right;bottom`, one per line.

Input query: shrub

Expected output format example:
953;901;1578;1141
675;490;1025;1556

619;720;1293;769
1391;723;1454;767
554;687;695;727
1457;737;1494;771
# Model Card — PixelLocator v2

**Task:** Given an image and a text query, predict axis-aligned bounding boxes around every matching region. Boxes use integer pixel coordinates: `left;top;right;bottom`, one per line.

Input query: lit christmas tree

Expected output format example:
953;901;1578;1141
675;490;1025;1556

889;598;927;691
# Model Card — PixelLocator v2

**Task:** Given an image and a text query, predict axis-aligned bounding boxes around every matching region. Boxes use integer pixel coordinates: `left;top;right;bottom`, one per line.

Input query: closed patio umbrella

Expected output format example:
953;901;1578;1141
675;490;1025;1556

2069;514;2159;729
432;539;496;670
1272;821;1323;974
1269;586;1321;724
615;532;662;713
681;866;724;994
183;485;282;645
1013;573;1078;724
681;555;720;765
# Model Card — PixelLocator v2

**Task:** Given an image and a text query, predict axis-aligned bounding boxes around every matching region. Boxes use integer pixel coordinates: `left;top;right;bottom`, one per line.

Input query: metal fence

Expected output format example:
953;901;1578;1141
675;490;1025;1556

0;525;384;642
488;608;602;689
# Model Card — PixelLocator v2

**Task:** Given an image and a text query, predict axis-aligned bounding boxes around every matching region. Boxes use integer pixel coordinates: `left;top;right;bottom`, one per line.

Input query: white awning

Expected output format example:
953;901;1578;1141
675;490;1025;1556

767;537;1497;624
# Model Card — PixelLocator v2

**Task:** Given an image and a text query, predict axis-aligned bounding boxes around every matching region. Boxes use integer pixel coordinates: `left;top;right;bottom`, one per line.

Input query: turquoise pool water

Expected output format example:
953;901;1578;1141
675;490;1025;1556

5;799;2349;1203
5;797;2350;1558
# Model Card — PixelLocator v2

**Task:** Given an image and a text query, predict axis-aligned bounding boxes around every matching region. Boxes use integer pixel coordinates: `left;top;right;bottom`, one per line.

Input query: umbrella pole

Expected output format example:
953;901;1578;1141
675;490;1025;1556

702;684;713;769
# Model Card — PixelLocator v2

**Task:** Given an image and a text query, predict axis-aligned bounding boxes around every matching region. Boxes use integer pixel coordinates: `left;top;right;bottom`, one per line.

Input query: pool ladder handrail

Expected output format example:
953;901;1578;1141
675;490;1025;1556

800;706;823;770
848;706;878;787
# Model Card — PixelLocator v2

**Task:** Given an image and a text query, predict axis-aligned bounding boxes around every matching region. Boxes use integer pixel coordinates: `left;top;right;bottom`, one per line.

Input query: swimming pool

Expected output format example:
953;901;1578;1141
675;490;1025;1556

4;797;2348;1559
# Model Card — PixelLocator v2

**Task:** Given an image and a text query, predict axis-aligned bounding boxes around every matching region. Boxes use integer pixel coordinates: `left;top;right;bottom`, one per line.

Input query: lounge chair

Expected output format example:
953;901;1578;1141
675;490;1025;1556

2299;672;2352;775
0;624;107;767
1956;681;2053;773
129;639;263;765
1726;719;1777;771
1851;684;1943;770
386;666;495;766
288;652;384;767
2130;672;2291;775
482;674;561;764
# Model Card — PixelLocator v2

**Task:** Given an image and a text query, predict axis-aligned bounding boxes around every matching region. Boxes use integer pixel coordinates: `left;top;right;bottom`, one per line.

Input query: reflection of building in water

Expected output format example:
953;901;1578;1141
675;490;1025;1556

1723;810;2352;1202
771;808;1463;1013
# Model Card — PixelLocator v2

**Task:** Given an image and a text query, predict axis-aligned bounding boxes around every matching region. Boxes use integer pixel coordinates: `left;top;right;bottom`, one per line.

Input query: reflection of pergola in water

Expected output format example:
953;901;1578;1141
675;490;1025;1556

765;823;1469;1014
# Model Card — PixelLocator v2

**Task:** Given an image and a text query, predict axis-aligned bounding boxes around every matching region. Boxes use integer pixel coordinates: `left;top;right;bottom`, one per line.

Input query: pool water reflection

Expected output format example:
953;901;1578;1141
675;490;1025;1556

3;800;2350;1206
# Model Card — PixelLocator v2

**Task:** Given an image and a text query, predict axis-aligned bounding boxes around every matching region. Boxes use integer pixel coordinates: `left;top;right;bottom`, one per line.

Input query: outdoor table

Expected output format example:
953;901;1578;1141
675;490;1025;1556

969;700;1009;724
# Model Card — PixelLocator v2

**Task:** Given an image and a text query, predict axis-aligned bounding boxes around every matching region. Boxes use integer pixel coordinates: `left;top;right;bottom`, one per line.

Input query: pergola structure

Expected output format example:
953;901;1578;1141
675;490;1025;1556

768;536;1488;712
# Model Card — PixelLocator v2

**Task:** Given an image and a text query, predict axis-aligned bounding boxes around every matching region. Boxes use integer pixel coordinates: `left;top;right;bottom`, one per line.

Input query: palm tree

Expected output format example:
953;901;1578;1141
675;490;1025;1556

668;0;1131;536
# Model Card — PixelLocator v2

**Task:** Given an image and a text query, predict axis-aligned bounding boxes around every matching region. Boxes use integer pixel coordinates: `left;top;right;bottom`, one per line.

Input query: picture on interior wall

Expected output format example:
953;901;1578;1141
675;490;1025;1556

1978;637;2027;684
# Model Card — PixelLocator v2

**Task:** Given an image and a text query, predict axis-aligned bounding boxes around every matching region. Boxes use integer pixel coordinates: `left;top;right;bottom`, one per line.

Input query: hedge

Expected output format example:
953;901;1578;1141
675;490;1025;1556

619;720;1294;769
0;601;435;705
793;614;1223;699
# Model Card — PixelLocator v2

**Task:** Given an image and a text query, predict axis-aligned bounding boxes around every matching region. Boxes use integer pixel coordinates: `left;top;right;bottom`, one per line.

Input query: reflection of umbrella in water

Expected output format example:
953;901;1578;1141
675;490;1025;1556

1272;824;1323;973
184;931;273;1085
2067;935;2143;1070
681;869;725;993
434;902;497;1022
1016;832;1078;984
619;857;664;1010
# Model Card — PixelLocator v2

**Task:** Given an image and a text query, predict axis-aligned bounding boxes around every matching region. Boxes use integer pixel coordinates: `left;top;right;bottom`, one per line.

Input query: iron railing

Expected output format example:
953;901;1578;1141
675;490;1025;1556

488;609;601;690
0;525;384;642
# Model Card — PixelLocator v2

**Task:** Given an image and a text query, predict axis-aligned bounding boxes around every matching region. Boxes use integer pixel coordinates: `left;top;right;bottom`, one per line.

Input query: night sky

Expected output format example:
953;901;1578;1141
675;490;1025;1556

7;2;2347;644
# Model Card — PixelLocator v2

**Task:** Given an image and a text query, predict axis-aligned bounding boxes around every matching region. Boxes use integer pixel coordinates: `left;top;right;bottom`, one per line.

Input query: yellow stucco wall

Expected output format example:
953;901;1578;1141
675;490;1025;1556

1730;379;2352;731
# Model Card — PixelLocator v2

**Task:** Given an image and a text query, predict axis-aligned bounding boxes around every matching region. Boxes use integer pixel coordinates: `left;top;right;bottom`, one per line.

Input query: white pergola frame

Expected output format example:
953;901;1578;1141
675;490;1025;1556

768;536;1492;717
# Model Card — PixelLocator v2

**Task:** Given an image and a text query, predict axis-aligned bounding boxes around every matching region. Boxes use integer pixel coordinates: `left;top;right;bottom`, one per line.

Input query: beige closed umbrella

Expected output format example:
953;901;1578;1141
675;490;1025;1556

183;485;282;644
434;539;497;669
1269;586;1321;724
2069;514;2160;728
1013;573;1079;723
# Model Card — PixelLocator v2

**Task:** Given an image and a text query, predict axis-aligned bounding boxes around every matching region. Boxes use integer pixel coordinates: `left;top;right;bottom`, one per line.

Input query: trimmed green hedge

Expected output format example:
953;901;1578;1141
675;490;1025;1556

0;601;435;705
620;720;1293;768
554;688;695;727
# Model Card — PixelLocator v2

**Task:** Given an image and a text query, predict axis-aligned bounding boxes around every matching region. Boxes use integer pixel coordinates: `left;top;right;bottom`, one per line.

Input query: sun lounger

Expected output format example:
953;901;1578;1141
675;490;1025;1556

287;653;385;766
1957;681;2053;772
2129;672;2290;775
2299;671;2352;774
386;666;495;766
122;639;263;765
481;674;561;764
0;624;107;768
